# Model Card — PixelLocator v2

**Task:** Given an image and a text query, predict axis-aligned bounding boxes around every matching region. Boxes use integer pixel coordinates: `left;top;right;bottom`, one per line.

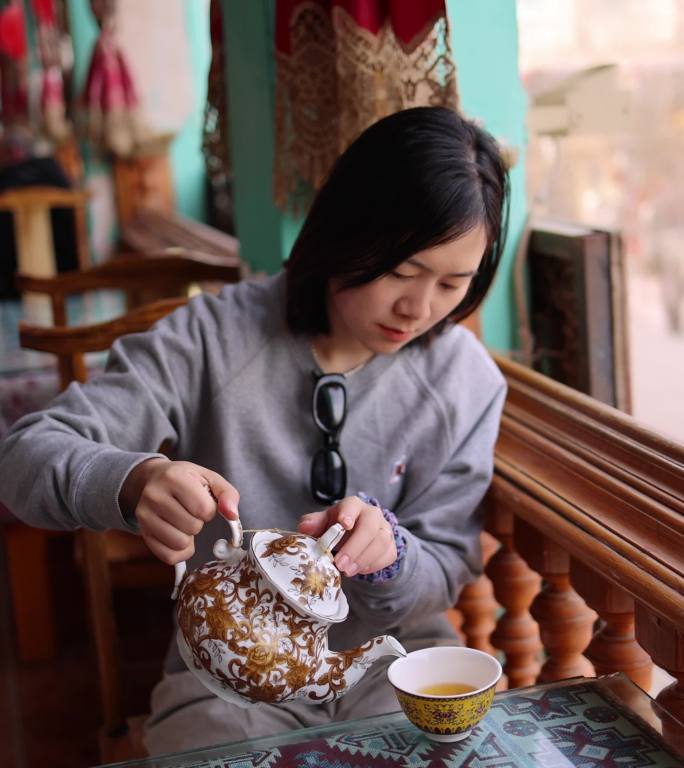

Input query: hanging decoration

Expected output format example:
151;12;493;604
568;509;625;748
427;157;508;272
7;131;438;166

32;0;71;143
203;0;231;177
0;0;29;125
202;0;234;233
274;0;459;210
81;0;142;157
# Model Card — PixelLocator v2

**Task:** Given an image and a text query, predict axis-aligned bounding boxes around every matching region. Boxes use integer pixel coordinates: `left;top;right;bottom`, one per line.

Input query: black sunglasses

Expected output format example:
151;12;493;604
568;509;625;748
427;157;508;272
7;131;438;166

310;373;347;505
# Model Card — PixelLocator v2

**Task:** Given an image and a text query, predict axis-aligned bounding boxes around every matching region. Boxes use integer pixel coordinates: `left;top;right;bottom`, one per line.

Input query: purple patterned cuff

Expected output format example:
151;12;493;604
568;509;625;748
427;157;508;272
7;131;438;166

353;492;406;583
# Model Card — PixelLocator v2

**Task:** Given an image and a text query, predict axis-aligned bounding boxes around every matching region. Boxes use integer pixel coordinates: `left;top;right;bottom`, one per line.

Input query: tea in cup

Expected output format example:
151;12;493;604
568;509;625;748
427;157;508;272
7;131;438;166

387;646;502;742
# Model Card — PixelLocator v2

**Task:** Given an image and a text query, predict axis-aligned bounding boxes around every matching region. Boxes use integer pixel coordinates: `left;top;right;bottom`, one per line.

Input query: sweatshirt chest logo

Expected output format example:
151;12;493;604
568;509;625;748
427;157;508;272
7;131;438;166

389;455;407;485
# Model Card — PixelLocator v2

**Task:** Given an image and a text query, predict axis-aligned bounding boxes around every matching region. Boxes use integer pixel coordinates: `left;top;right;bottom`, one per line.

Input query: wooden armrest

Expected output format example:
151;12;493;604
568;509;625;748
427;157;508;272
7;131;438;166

19;298;187;355
492;352;684;626
15;249;242;295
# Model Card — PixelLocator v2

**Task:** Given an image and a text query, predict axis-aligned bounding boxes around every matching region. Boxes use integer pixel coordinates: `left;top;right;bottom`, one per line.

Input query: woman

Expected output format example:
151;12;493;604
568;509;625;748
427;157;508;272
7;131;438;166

0;106;509;752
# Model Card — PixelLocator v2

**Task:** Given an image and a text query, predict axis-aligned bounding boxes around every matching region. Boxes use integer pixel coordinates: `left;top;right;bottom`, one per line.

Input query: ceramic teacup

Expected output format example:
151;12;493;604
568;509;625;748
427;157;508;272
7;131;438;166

387;646;502;742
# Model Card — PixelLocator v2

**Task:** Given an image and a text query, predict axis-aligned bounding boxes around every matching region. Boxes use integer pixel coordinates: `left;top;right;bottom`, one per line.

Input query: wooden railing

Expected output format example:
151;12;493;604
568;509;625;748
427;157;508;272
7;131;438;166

453;354;684;742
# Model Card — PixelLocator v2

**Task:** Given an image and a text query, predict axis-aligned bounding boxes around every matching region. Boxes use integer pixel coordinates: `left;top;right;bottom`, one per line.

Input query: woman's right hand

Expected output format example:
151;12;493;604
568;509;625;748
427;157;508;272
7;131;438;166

120;458;240;565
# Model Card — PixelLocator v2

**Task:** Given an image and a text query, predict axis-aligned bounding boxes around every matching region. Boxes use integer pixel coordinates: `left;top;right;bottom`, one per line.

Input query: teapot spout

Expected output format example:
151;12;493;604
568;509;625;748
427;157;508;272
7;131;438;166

314;635;406;703
351;634;407;670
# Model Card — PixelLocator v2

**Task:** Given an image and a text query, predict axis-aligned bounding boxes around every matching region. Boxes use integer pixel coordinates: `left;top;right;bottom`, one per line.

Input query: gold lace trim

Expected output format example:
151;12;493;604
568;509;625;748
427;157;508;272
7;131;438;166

273;3;460;211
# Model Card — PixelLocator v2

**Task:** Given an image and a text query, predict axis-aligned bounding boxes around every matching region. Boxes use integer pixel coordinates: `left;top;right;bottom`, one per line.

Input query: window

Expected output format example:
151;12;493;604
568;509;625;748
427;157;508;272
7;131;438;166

518;0;684;440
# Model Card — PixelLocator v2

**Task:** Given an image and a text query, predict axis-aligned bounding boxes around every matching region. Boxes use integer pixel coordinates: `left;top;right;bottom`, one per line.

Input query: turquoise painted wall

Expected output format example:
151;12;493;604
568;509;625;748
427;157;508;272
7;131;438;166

66;0;97;96
221;0;297;274
66;0;209;224
223;1;526;349
170;1;210;222
448;0;528;351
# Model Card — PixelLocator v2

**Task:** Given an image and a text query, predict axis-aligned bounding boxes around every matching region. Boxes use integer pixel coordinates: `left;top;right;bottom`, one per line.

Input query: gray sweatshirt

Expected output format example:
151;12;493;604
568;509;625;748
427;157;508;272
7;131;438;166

0;272;506;671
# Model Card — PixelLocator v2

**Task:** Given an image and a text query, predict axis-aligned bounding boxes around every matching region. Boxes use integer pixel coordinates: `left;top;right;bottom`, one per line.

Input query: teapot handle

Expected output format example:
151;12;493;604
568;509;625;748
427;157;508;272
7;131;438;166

172;562;186;600
171;518;243;600
217;517;244;550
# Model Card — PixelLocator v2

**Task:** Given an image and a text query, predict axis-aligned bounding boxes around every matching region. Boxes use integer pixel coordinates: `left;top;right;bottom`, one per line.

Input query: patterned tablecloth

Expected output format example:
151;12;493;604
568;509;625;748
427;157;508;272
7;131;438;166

155;677;682;768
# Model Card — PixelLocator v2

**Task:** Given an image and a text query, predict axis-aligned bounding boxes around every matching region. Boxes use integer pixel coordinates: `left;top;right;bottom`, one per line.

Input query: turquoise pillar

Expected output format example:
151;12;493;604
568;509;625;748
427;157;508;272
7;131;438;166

169;1;210;222
448;0;528;351
221;0;297;274
66;0;98;95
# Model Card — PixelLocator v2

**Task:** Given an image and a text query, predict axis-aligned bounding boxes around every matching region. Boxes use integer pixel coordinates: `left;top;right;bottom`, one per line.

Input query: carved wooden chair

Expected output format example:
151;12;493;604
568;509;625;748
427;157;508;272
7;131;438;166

0;186;90;277
16;248;243;760
15;247;243;381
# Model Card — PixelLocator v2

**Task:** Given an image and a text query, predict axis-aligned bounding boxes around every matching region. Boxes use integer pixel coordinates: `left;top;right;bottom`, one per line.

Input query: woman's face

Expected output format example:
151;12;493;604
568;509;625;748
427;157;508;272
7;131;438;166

327;223;488;356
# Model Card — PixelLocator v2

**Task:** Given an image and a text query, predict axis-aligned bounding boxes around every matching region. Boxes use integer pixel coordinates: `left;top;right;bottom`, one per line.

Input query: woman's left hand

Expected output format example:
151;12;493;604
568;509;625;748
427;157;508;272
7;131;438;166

297;495;397;577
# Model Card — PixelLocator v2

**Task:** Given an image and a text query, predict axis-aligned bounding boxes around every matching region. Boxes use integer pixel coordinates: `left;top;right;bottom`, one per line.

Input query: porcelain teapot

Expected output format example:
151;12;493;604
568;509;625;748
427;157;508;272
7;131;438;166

172;519;406;708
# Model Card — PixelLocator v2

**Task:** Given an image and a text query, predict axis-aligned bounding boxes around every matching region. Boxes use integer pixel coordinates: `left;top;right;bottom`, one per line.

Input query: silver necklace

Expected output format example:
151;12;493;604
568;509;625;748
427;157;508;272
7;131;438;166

310;345;371;377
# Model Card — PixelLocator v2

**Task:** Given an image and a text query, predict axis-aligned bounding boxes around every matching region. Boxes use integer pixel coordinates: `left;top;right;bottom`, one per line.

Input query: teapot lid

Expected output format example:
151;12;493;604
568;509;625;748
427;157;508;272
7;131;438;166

250;523;348;623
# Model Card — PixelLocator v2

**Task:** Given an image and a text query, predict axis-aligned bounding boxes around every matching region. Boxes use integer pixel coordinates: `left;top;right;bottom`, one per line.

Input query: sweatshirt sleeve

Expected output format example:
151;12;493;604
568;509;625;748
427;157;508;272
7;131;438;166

0;300;206;533
343;375;506;632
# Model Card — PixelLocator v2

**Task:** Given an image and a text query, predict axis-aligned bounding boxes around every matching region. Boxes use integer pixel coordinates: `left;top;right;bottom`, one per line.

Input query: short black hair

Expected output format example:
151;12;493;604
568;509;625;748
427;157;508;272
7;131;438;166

285;106;510;341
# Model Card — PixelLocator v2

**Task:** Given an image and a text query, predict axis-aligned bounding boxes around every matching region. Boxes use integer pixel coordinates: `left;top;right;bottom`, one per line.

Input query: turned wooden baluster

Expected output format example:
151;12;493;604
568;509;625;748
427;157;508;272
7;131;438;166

446;606;465;643
635;604;684;755
572;561;653;690
485;506;542;688
455;531;500;654
514;519;596;682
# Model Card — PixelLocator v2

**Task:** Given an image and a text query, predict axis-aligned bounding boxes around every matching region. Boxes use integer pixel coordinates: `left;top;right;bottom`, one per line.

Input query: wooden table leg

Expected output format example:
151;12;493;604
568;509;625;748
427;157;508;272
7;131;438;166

3;524;56;662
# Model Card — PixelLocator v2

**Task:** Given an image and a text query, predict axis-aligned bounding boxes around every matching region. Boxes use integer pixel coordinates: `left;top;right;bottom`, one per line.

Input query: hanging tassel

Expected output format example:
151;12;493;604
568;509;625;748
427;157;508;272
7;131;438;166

32;0;57;25
81;19;143;157
41;64;70;142
32;0;72;143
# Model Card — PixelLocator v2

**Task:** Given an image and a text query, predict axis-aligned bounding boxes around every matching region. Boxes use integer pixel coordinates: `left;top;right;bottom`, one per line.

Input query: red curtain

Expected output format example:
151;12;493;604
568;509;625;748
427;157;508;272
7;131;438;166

0;0;29;125
274;0;459;210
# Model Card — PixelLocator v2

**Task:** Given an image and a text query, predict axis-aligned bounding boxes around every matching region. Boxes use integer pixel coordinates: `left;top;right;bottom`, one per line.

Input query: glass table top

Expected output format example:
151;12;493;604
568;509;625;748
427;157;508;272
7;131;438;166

95;673;684;768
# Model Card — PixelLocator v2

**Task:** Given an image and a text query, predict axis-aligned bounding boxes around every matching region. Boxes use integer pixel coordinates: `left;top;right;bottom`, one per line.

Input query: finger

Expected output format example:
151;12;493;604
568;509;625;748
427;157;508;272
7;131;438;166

334;507;383;571
142;532;194;566
172;467;238;523
152;495;204;537
297;510;330;536
187;482;220;522
355;528;397;574
332;497;363;530
153;478;215;525
202;469;240;520
145;463;217;524
216;490;239;520
137;508;195;553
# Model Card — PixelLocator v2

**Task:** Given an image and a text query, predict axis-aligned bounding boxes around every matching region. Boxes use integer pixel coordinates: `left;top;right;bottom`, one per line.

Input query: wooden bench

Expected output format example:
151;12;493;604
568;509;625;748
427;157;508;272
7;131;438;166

452;353;684;751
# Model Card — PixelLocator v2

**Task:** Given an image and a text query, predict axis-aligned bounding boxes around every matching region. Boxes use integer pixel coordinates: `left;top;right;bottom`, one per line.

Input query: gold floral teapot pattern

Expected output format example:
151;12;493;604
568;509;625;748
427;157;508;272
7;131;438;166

172;520;406;708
